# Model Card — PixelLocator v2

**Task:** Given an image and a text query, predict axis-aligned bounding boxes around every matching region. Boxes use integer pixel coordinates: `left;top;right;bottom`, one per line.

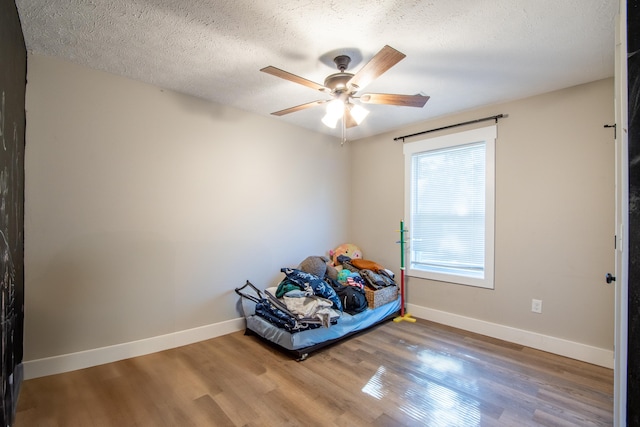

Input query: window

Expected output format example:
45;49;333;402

404;125;496;289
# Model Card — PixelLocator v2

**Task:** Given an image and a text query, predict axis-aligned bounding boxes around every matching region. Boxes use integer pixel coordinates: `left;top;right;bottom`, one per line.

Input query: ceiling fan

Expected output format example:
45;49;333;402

260;45;429;132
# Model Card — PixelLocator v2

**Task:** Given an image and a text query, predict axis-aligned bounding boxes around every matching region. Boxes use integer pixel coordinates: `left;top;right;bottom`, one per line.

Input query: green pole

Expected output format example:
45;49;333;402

400;220;405;269
394;219;416;322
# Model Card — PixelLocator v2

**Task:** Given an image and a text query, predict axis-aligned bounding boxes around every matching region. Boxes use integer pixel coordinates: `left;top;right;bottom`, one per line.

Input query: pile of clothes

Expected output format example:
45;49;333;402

273;268;343;328
236;254;396;334
235;280;329;333
334;256;396;290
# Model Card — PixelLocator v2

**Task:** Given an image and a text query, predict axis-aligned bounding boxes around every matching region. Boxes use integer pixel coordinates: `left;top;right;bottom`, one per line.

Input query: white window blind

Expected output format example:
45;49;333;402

411;142;486;275
404;125;495;288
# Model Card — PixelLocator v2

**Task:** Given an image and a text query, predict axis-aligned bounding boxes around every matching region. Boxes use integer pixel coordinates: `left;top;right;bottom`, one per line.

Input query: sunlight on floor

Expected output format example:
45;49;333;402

361;350;481;426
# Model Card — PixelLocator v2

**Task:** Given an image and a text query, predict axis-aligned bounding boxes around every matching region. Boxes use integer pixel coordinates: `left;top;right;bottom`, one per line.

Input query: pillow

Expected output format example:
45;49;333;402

281;268;343;311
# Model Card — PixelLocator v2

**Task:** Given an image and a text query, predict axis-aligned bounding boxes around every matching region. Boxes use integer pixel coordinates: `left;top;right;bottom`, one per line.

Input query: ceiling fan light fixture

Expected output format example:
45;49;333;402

322;99;344;128
349;103;369;125
321;112;340;128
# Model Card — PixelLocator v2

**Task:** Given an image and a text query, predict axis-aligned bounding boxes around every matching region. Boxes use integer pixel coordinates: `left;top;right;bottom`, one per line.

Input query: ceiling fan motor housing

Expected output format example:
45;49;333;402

323;54;355;93
324;72;354;93
333;55;351;71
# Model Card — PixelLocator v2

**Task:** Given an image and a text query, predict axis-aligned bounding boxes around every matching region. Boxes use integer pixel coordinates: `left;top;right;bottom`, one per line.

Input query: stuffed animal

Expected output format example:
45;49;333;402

337;269;350;282
298;255;339;280
298;255;329;278
330;243;362;266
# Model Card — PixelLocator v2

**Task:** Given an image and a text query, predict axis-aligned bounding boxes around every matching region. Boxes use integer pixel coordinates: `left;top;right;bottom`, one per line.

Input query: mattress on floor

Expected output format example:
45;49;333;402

242;290;400;351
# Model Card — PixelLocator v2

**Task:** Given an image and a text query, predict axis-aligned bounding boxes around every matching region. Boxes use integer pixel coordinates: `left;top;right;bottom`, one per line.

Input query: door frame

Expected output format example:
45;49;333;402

614;2;628;425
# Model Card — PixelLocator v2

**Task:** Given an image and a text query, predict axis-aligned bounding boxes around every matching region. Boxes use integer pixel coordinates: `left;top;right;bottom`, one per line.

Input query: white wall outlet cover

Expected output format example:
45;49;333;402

531;299;543;313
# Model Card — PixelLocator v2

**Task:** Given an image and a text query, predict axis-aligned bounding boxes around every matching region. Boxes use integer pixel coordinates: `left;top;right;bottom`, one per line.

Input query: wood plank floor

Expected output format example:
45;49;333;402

15;318;613;426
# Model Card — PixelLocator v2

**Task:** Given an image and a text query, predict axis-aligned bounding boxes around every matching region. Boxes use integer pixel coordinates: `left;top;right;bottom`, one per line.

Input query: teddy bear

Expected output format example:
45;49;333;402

329;243;362;266
298;255;339;281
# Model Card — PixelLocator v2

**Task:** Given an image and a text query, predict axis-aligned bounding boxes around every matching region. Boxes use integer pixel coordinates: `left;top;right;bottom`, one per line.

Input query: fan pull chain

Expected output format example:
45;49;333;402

341;108;347;146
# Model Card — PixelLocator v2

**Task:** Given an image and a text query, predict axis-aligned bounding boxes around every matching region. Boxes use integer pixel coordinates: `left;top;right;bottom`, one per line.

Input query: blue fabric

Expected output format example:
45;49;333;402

281;268;343;312
245;293;401;350
255;301;322;332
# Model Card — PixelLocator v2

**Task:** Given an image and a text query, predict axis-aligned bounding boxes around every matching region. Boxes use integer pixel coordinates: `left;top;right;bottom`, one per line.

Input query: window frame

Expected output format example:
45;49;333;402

403;125;496;289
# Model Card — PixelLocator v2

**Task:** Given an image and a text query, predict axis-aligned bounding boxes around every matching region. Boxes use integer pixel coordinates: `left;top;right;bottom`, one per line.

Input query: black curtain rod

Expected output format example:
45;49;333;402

394;114;507;142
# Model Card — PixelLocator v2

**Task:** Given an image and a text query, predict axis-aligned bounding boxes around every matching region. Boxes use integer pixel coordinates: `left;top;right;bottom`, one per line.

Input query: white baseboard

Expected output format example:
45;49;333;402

407;304;614;369
23;317;246;379
23;307;614;379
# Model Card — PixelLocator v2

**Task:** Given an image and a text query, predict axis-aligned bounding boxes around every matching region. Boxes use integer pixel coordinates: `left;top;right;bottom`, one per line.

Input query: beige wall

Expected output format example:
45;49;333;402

350;78;615;350
24;52;615;362
24;54;350;360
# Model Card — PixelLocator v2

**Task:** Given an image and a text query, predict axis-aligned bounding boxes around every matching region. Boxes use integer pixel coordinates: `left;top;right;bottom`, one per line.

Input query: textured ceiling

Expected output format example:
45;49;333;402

16;0;618;140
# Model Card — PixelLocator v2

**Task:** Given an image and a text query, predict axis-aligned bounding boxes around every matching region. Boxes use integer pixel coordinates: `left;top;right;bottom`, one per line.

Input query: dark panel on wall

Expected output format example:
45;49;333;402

0;0;26;425
629;0;640;424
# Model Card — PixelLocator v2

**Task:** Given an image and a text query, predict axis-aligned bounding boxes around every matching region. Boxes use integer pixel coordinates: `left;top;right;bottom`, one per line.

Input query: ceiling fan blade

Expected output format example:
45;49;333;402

260;66;326;92
347;45;406;91
271;100;327;116
359;93;430;107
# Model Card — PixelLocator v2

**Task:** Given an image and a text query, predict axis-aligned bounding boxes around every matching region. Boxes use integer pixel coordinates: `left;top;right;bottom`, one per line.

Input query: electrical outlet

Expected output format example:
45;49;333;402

531;299;543;314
